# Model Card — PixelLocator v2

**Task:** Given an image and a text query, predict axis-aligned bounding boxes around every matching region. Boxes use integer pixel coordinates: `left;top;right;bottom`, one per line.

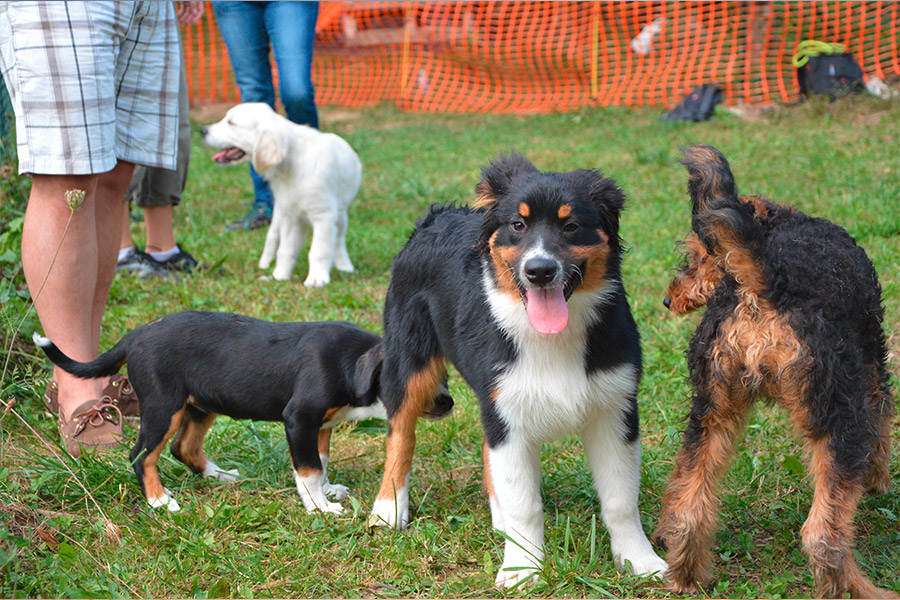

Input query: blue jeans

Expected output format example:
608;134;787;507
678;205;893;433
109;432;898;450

213;1;319;210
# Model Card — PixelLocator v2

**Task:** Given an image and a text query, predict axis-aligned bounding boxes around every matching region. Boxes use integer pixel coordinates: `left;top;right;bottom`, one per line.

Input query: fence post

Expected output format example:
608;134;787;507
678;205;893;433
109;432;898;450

401;5;413;99
591;4;600;99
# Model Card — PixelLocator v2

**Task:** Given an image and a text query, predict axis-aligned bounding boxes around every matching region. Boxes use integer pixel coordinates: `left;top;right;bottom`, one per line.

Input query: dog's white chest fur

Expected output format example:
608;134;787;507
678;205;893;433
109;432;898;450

322;400;387;429
483;272;637;442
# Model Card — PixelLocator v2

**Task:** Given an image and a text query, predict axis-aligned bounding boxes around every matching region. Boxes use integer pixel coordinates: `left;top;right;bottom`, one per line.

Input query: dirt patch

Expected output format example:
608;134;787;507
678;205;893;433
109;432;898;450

723;102;784;122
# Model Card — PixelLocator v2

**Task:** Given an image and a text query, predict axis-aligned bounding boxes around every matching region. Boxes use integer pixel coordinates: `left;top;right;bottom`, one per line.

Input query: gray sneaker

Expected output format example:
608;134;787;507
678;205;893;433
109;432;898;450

226;204;273;231
116;249;175;280
153;246;200;273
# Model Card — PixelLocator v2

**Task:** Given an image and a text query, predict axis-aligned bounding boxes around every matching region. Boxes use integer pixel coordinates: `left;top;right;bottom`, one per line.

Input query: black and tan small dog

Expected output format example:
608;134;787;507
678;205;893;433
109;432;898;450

368;153;667;587
654;145;896;598
34;311;453;513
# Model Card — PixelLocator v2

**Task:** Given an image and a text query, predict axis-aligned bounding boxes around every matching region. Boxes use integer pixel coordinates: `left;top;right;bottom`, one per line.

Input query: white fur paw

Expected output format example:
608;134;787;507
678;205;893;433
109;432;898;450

258;257;272;269
367;498;409;529
203;461;239;482
303;273;330;288
495;564;539;588
335;260;354;273
324;482;349;500
148;488;181;512
617;551;668;579
306;501;344;515
272;267;293;281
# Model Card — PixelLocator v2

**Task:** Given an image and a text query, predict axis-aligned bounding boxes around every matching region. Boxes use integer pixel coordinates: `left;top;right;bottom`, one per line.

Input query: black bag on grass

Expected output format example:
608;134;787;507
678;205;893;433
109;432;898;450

661;84;723;122
794;41;863;100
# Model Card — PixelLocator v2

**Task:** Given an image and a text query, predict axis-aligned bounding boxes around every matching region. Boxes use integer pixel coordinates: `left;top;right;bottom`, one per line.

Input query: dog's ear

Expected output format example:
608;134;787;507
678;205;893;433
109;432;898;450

251;129;284;173
475;153;538;253
588;172;626;234
474;152;538;208
353;343;384;403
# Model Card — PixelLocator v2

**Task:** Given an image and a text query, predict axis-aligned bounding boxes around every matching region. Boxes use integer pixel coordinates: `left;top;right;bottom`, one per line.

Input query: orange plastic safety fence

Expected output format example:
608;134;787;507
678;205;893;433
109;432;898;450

182;1;900;113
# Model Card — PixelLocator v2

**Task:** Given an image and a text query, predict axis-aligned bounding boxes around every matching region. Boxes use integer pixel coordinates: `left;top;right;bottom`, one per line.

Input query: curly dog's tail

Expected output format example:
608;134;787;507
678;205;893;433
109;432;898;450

681;144;766;300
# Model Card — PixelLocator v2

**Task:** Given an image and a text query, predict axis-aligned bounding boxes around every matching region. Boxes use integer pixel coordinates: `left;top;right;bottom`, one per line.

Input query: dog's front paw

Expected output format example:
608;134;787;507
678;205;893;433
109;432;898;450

495;564;539;588
272;267;293;281
666;572;705;596
334;259;354;273
203;461;240;482
148;488;181;512
367;498;409;529
324;482;349;500
303;272;330;288
305;501;344;515
618;551;668;580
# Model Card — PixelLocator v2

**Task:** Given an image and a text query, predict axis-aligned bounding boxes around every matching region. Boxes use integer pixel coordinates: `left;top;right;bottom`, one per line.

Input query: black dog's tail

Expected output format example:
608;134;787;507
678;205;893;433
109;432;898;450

681;144;739;217
32;333;127;379
681;145;767;301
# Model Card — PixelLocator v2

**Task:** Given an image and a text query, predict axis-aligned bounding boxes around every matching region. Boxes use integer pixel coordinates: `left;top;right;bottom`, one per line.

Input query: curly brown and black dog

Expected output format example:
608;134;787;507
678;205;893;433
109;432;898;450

654;144;896;599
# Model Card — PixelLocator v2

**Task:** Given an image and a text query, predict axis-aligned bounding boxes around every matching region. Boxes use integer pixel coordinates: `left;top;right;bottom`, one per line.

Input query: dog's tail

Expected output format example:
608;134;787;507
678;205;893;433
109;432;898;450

681;144;739;217
32;333;127;379
681;145;767;302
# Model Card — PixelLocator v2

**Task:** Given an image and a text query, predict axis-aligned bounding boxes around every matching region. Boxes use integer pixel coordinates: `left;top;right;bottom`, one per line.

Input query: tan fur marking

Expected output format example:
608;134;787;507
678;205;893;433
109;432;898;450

864;373;894;495
666;234;723;315
711;300;810;393
171;410;217;473
745;195;770;220
489;231;521;300
318;428;332;457
322;407;342;424
705;220;766;303
801;436;892;598
473;180;495;209
376;357;446;501
557;204;572;219
665;195;785;315
295;466;322;479
655;375;753;594
570;231;609;292
482;439;496;502
143;409;186;500
518;202;530;218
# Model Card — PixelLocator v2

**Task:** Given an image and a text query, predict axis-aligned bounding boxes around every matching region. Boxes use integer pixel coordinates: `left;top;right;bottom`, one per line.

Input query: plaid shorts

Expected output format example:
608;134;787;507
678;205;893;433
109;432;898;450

0;1;180;175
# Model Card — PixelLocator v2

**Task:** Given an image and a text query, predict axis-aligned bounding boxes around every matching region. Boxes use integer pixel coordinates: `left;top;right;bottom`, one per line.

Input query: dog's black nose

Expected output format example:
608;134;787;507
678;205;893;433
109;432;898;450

424;390;454;419
434;392;453;413
663;297;672;309
524;257;558;286
200;126;209;136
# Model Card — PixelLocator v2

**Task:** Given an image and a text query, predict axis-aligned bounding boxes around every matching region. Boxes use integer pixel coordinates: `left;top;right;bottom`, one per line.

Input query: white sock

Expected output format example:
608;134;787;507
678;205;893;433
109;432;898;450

148;245;180;262
117;246;137;263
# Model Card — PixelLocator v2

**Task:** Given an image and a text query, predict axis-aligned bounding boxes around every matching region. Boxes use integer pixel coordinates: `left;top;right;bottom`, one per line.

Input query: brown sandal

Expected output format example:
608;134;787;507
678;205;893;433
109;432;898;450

44;374;140;416
58;397;124;458
105;375;140;416
43;380;59;413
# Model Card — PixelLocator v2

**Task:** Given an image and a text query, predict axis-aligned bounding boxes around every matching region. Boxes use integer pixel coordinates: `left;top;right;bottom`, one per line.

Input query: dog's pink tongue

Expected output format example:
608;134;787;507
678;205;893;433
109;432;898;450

525;287;569;334
212;147;244;164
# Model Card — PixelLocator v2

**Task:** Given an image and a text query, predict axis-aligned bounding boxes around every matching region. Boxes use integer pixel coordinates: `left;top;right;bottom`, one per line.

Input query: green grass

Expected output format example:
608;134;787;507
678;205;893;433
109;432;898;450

2;95;899;598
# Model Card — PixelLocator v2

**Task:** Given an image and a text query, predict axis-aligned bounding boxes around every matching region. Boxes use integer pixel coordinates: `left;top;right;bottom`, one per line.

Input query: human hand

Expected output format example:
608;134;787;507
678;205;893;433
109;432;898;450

176;1;204;26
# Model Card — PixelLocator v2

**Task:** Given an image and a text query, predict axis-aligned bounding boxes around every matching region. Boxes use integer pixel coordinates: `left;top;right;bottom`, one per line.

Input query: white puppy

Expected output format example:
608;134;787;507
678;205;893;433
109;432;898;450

202;103;362;286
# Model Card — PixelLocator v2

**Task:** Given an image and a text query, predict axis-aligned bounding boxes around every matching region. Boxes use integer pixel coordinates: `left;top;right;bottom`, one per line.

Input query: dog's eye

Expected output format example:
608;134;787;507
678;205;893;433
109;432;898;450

510;221;526;232
563;222;579;233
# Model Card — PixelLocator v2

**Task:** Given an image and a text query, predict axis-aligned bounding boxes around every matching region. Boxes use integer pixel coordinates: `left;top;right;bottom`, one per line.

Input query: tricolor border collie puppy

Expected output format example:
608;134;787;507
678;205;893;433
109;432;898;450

368;153;667;587
33;311;453;514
